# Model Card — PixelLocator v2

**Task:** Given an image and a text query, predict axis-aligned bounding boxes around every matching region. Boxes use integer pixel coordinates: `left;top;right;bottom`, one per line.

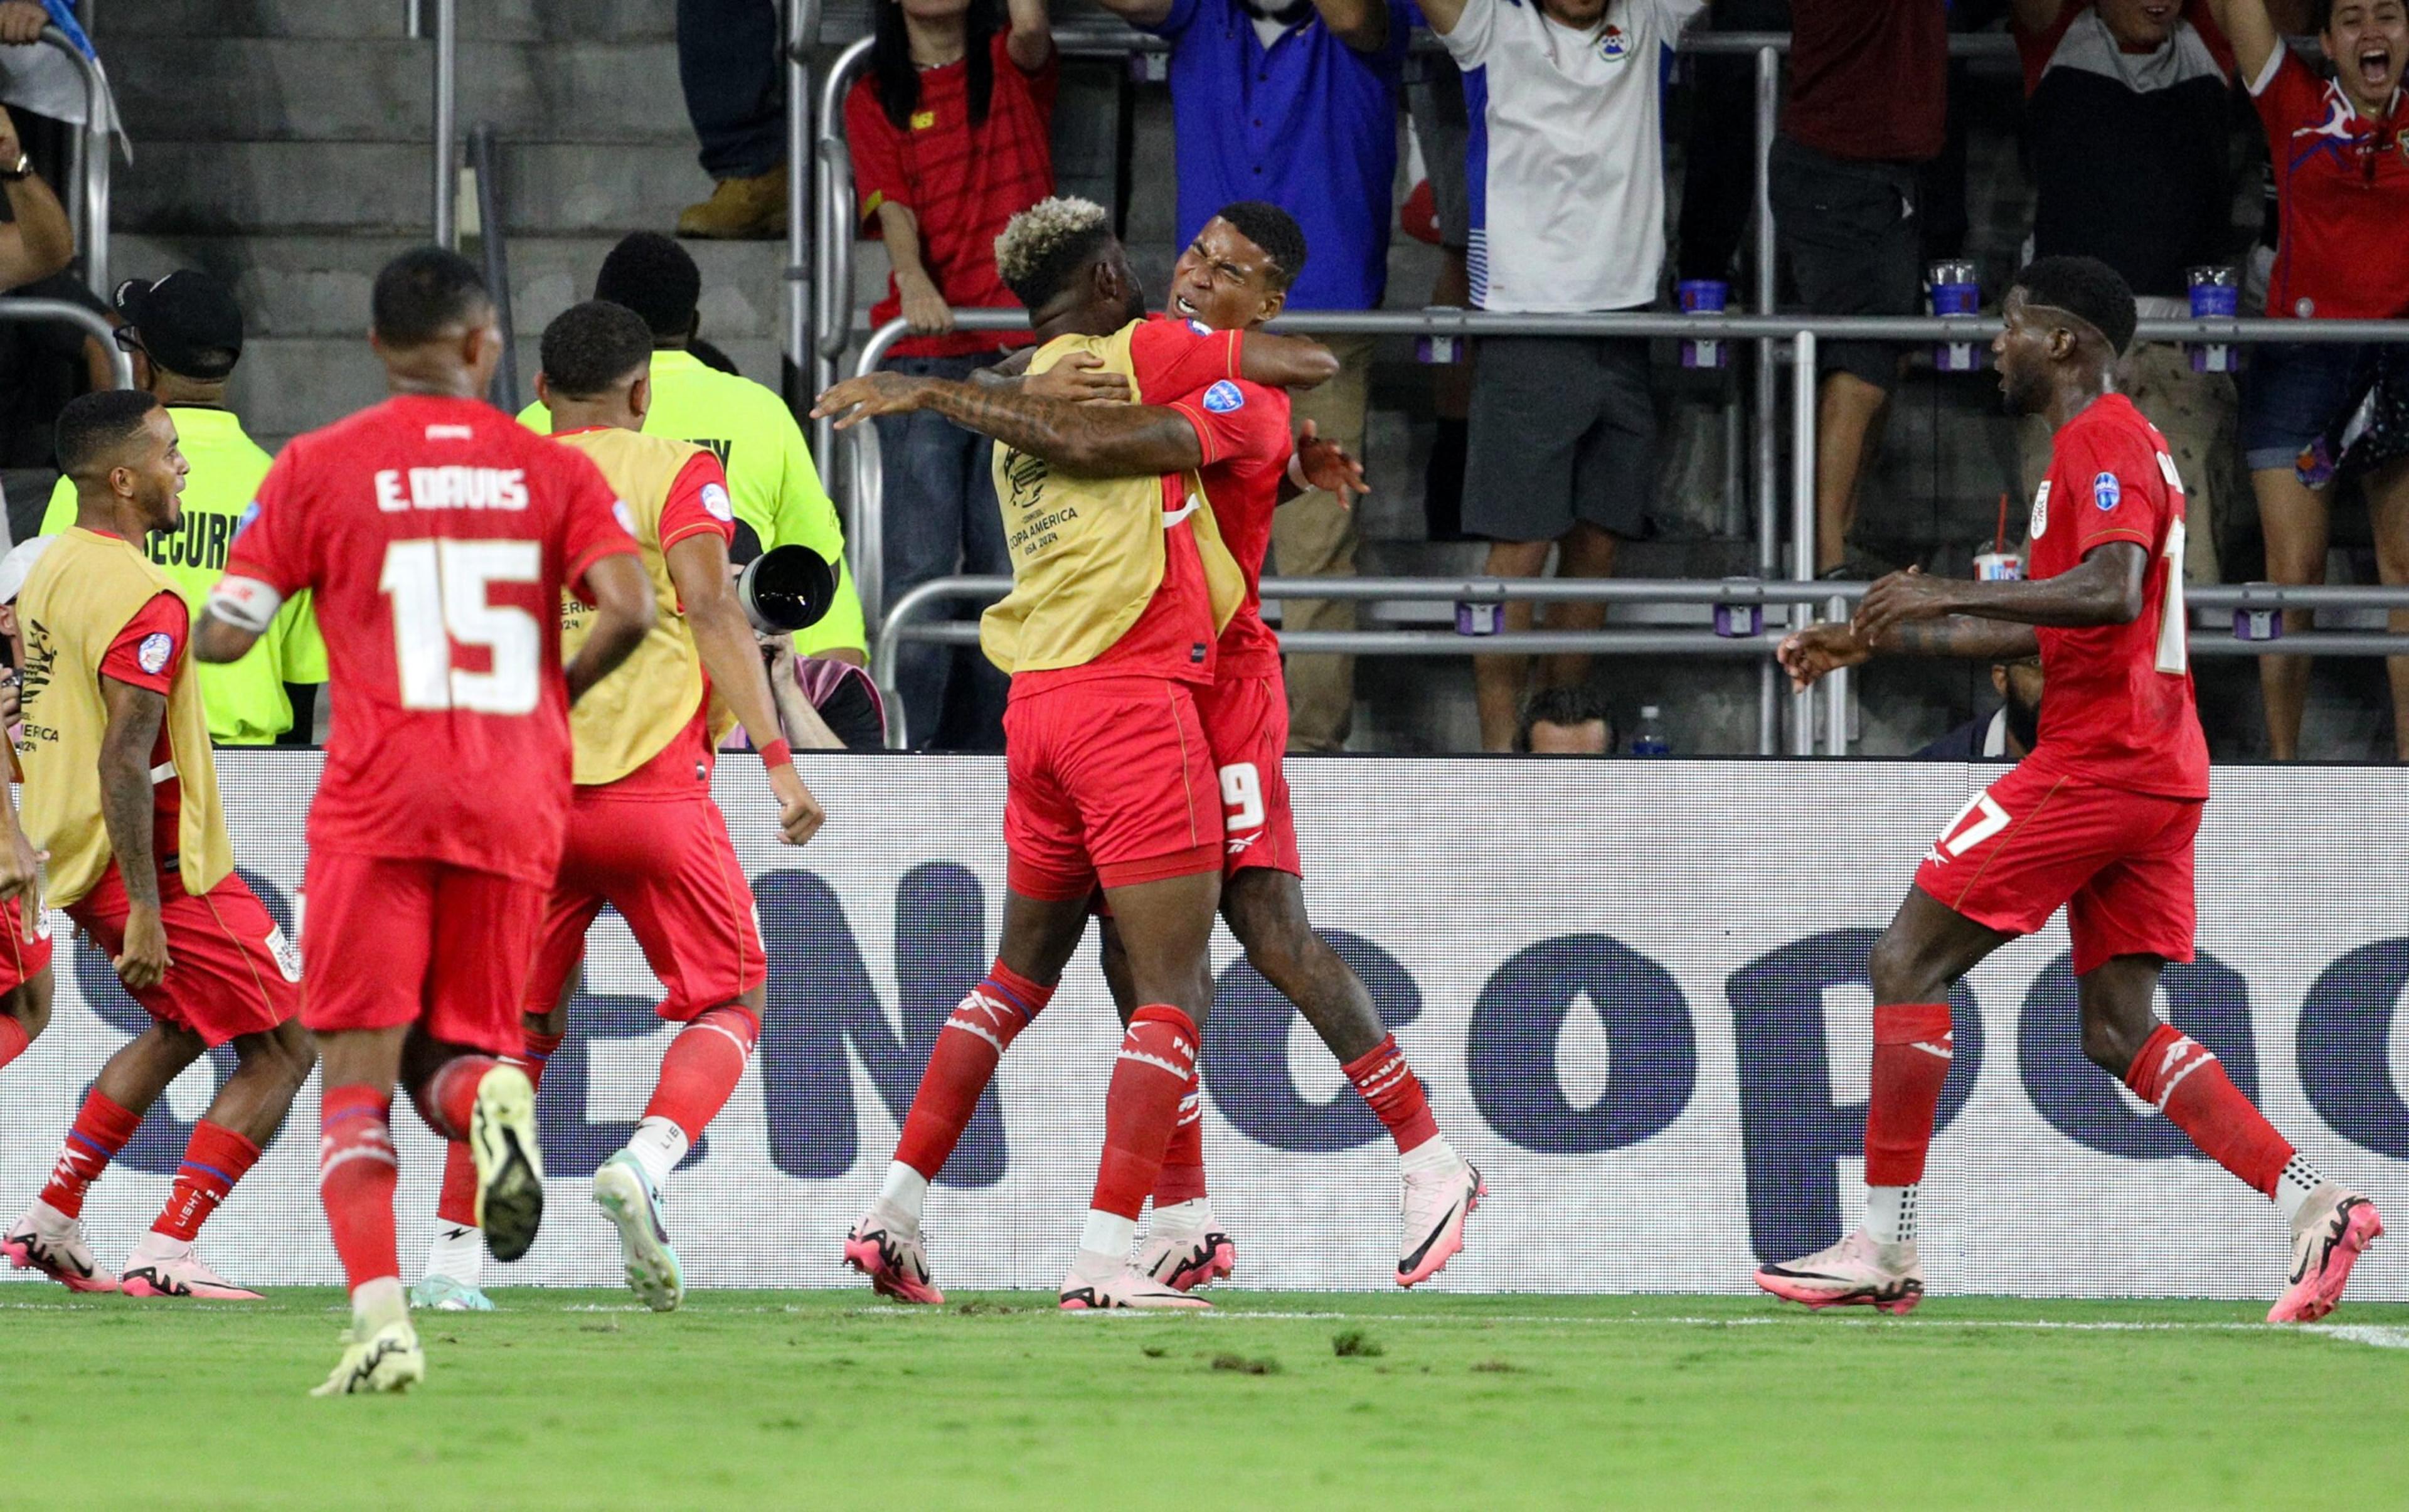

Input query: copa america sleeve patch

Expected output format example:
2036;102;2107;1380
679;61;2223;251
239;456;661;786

136;631;175;676
2093;470;2122;511
701;482;734;523
613;499;638;536
1201;380;1245;413
206;574;284;634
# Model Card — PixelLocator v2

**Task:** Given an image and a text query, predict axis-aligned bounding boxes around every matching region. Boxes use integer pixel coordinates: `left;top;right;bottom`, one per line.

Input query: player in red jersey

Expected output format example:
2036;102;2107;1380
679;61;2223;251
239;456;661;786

196;249;655;1394
1755;257;2381;1322
817;198;1339;1308
0;541;51;1077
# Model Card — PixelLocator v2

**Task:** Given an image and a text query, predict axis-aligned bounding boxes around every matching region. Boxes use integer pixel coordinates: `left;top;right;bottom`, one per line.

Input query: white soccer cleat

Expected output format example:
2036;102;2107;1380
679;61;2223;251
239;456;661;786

469;1065;545;1264
3;1203;118;1293
1755;1230;1924;1315
1137;1208;1238;1294
119;1241;264;1301
1059;1248;1211;1311
312;1317;427;1397
844;1200;943;1306
593;1151;684;1313
2269;1184;2384;1324
408;1273;496;1312
1397;1158;1484;1287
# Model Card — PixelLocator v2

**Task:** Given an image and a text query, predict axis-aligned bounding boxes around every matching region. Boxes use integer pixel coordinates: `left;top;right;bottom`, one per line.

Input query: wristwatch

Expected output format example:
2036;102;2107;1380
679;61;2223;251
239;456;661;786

0;152;30;182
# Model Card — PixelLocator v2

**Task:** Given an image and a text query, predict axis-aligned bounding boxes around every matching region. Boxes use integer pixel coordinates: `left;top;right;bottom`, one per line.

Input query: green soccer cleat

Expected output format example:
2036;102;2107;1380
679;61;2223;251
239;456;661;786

469;1065;545;1264
408;1272;496;1312
593;1151;684;1313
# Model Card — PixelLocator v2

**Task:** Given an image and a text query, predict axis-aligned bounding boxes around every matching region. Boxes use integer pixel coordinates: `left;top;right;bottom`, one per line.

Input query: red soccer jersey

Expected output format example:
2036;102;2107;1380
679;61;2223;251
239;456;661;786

225;394;641;886
847;31;1059;359
97;584;188;853
2022;393;2210;799
1127;318;1293;678
2251;50;2409;320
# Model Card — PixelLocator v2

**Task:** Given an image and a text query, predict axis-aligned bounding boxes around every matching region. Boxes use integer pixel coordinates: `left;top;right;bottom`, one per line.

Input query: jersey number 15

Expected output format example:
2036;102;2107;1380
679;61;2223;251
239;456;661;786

380;538;543;714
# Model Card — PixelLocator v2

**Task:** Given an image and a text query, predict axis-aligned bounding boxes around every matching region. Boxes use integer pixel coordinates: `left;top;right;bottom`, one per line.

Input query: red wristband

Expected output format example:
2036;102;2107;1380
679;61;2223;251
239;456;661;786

759;738;794;767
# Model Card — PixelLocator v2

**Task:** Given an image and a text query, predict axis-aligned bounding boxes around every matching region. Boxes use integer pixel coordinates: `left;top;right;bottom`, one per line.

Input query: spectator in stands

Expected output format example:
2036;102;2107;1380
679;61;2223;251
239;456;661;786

1424;0;1706;751
1773;0;1948;577
2213;0;2409;759
1403;55;1474;541
35;271;327;745
1914;657;2041;759
673;0;789;239
2013;0;2238;587
1676;0;1789;294
523;232;869;668
1513;684;1615;755
846;0;1054;750
0;103;69;295
1092;0;1413;753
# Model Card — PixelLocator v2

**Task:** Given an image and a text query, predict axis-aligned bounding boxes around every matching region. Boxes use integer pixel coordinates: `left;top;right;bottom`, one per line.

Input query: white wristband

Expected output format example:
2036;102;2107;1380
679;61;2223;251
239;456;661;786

1287;449;1311;491
206;575;284;634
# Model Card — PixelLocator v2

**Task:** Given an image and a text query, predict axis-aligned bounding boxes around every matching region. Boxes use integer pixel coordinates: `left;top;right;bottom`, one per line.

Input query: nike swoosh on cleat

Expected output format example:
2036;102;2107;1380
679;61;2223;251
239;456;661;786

1399;1198;1465;1275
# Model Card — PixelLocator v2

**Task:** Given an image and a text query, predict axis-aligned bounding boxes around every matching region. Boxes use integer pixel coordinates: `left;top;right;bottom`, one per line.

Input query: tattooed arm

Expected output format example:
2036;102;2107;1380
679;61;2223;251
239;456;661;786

97;676;172;989
813;372;1204;477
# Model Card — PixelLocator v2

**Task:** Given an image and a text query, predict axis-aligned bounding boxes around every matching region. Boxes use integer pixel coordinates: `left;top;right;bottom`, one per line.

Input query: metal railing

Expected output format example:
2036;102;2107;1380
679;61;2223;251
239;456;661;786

406;0;460;248
0;299;132;387
35;23;115;296
875;575;2409;754
467;121;519;412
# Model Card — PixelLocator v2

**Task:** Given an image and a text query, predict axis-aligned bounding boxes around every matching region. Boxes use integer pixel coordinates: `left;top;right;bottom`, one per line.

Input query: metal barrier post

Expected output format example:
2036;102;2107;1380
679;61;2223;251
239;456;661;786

1752;42;1780;756
814;37;873;513
431;0;457;248
467;124;519;413
1789;329;1817;757
38;26;112;297
787;0;818;431
0;300;131;386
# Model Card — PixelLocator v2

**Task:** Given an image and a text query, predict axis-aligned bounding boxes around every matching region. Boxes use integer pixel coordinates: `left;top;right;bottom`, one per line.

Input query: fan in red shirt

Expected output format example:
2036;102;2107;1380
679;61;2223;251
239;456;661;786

1757;257;2381;1325
198;248;656;1397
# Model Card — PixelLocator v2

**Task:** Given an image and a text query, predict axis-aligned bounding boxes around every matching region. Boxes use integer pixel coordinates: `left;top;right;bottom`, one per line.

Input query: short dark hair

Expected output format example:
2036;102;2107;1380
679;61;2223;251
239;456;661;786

540;300;654;400
1514;684;1614;753
55;389;163;479
2013;255;2138;357
371;247;492;346
1213;201;1309;292
595;232;702;340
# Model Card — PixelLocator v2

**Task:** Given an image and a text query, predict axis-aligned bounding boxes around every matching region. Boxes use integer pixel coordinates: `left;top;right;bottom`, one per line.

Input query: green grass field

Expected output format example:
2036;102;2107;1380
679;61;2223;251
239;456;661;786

6;1287;2405;1509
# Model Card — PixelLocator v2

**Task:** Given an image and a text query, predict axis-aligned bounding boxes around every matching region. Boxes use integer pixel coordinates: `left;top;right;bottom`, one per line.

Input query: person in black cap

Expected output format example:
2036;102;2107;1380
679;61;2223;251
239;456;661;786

40;271;328;746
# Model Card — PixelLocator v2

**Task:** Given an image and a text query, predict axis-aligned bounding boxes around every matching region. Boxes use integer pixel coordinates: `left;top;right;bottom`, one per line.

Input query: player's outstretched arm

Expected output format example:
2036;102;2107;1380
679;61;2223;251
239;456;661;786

1240;333;1340;391
565;553;657;705
195;579;273;664
814;374;1205;478
96;676;172;990
1854;545;2146;644
666;531;827;847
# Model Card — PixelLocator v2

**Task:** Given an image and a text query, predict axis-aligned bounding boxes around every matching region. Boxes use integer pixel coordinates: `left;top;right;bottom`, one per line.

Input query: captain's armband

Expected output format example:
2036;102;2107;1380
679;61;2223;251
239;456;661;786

206;575;285;635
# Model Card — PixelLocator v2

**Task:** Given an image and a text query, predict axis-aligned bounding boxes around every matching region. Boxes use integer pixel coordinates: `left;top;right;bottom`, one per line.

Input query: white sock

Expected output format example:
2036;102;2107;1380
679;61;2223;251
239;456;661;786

2275;1154;2324;1224
1398;1134;1460;1176
424;1223;483;1288
127;1231;190;1264
879;1161;930;1224
353;1275;408;1331
1079;1208;1138;1263
1149;1196;1212;1235
1866;1185;1918;1247
625;1116;690;1195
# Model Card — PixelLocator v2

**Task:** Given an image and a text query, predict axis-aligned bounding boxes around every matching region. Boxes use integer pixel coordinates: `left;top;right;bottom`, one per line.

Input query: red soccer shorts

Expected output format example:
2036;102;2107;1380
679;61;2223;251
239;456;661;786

1195;669;1301;879
1002;674;1223;900
0;897;53;994
70;865;297;1047
1913;760;2201;976
524;791;765;1022
301;852;549;1057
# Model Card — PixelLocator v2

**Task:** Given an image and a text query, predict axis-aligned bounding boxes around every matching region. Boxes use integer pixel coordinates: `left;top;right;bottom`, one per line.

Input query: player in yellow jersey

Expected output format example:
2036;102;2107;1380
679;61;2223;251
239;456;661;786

2;391;311;1301
414;302;824;1312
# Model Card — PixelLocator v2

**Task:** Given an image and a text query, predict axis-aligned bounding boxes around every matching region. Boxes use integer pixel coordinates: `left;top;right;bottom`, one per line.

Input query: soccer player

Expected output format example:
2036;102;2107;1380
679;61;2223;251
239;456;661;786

1;390;312;1301
412;301;827;1314
1756;257;2383;1323
0;536;56;1078
196;249;654;1394
817;197;1329;1309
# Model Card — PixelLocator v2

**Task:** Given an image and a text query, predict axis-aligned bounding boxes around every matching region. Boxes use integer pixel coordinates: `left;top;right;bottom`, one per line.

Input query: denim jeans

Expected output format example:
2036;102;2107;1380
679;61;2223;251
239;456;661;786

878;352;1012;749
676;0;785;179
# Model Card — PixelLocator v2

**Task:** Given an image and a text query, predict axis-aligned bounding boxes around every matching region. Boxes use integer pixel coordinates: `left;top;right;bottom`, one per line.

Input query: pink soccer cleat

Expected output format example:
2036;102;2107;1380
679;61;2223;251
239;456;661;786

844;1202;944;1306
1137;1206;1236;1293
3;1205;118;1293
119;1242;265;1301
2268;1185;2383;1324
1397;1158;1484;1287
1755;1231;1924;1315
1058;1250;1212;1311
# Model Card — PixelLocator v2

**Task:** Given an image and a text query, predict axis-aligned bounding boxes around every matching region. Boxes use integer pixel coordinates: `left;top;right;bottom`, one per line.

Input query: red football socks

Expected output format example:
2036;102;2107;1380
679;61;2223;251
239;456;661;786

894;962;1054;1179
152;1121;262;1242
1091;1005;1200;1222
1341;1034;1441;1153
1864;1003;1954;1186
0;1014;28;1070
644;1004;760;1142
38;1089;142;1219
2122;1023;2293;1197
435;1028;564;1230
1151;1067;1210;1207
318;1084;400;1291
